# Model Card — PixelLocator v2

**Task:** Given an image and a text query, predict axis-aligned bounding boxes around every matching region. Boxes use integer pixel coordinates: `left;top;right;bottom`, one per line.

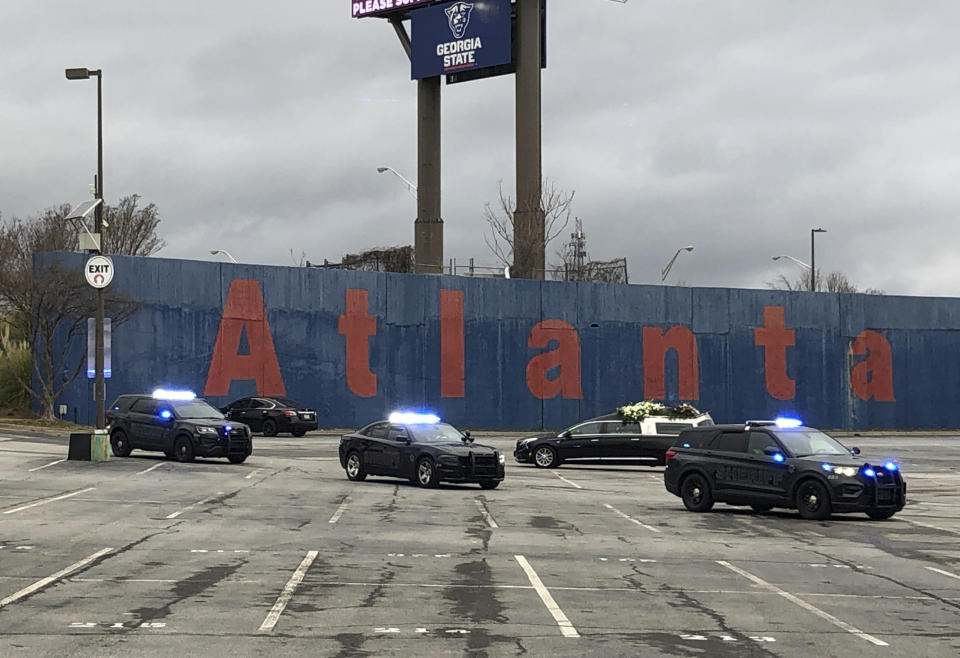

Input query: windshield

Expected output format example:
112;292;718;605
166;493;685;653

773;429;850;457
172;399;225;420
408;423;466;443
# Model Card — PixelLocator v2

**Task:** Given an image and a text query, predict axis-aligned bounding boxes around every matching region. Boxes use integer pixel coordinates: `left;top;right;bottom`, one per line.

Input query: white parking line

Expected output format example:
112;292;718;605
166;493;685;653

718;561;888;646
603;503;660;533
902;518;960;535
259;550;318;633
552;472;582;489
136;463;166;475
329;498;350;524
475;499;499;528
925;566;960;581
244;469;261;480
28;459;66;472
2;487;97;515
514;555;579;638
165;492;224;519
0;548;113;609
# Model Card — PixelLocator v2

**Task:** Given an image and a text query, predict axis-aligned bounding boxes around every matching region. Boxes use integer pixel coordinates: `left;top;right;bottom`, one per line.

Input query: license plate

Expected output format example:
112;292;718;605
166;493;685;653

301;413;314;419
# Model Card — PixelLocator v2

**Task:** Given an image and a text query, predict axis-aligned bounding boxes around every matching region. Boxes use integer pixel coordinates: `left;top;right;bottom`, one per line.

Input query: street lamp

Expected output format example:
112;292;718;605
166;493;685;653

771;254;812;270
66;66;106;430
376;166;417;198
810;228;827;291
210;249;239;264
661;246;694;283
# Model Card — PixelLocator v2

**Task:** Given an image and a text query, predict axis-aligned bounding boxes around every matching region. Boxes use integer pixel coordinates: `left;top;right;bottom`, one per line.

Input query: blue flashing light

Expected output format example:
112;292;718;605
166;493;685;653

772;452;785;463
225;425;233;432
682;443;691;448
774;417;803;429
821;463;833;472
152;388;196;401
884;461;898;472
159;409;173;420
389;411;441;425
863;467;876;478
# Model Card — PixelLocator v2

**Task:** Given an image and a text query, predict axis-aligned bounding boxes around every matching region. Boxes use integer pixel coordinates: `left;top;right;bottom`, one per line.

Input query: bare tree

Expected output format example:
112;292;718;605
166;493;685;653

767;269;883;294
102;195;166;256
483;179;575;275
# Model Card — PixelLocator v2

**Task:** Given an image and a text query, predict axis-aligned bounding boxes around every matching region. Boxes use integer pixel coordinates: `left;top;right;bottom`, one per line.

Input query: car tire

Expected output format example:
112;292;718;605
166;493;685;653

110;429;132;457
479;480;500;490
173;436;195;463
345;451;366;481
292;430;306;438
416;457;440;488
866;509;897;520
262;419;278;437
533;446;558;469
228;454;247;464
680;473;714;512
751;504;774;512
796;479;832;520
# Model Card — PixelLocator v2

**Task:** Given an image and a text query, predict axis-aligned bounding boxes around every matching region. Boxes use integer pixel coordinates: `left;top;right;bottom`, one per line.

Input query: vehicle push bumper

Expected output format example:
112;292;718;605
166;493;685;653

831;468;906;513
436;453;505;483
196;427;252;458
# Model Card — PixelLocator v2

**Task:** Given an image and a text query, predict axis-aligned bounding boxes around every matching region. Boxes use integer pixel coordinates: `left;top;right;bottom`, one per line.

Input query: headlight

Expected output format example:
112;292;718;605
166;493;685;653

821;463;858;477
498;453;505;464
196;426;217;435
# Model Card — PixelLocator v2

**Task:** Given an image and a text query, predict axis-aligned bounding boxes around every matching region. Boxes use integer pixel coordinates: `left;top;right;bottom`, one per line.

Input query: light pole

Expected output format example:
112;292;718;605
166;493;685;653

810;228;826;291
66;66;106;430
376;166;417;199
772;254;812;270
661;246;694;283
210;249;239;263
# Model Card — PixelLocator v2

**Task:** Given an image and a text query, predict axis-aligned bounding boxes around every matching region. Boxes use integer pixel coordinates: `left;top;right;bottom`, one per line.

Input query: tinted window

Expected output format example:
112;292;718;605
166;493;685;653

387;426;409;441
271;397;303;408
747;431;780;455
130;399;156;414
655;422;694;435
772;429;849;457
569;422;604;436
609;422;641;434
710;431;747;453
228;399;251;411
361;422;388;439
110;396;138;412
678;429;717;447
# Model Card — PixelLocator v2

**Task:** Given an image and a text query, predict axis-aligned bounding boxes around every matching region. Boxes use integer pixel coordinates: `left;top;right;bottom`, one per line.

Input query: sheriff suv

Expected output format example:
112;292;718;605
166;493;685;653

106;390;253;464
663;419;906;520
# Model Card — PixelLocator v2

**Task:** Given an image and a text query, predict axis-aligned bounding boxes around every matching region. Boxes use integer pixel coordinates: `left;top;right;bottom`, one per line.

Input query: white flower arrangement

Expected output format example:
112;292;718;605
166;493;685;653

616;400;703;422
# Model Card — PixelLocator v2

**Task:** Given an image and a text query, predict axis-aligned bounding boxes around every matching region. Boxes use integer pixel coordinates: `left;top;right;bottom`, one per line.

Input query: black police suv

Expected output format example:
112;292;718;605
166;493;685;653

663;420;906;520
221;396;318;437
339;413;505;489
106;391;253;464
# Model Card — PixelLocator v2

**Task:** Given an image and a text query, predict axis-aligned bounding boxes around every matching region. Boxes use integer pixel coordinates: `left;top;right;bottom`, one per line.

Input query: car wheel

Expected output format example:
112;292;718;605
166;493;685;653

173;436;195;463
345;451;366;481
110;429;132;457
262;419;278;437
796;479;832;520
866;509;897;520
479;480;500;490
228;454;247;464
680;473;714;512
751;504;774;512
533;446;558;469
416;457;440;488
292;430;306;438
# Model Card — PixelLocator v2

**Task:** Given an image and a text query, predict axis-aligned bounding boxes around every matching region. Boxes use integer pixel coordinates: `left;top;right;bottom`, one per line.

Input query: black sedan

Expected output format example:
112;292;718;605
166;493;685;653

338;413;505;489
663;419;906;520
221;397;318;437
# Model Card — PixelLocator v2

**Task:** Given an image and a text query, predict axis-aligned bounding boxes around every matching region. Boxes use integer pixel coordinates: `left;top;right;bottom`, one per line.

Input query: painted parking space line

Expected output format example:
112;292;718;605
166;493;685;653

28;459;66;472
258;550;319;633
603;503;660;533
901;518;960;535
165;492;224;519
328;497;350;524
0;547;114;609
475;499;499;528
925;566;960;581
136;462;166;475
552;472;582;489
514;555;579;638
2;487;97;515
244;469;261;480
718;560;888;646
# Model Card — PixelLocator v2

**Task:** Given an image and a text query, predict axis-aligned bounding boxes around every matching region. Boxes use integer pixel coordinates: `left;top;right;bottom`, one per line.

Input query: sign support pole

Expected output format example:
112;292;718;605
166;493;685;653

416;76;443;274
514;0;544;279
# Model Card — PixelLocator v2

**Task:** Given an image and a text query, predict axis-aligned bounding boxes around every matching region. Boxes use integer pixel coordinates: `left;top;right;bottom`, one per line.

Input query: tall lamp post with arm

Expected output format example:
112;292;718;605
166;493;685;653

66;66;106;430
810;228;826;292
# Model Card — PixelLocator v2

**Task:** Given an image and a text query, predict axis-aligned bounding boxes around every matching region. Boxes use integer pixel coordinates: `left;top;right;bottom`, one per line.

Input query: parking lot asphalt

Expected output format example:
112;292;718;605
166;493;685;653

2;429;960;657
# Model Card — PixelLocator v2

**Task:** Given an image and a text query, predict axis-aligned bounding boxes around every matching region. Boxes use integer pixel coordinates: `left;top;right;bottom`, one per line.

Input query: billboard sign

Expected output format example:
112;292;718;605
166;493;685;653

352;0;438;19
411;0;512;80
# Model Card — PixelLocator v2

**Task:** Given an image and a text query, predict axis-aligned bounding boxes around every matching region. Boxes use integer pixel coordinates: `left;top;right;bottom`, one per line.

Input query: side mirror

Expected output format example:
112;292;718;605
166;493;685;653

562;431;572;439
850;447;861;455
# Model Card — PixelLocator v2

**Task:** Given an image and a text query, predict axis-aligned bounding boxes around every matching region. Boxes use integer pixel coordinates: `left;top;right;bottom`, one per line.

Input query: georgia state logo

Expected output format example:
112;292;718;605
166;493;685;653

445;2;474;39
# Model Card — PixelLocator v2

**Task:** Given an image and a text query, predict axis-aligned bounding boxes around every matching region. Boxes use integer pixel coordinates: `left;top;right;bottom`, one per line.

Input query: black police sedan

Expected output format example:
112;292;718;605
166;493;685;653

663;419;906;520
338;412;505;489
106;390;253;464
221;396;318;437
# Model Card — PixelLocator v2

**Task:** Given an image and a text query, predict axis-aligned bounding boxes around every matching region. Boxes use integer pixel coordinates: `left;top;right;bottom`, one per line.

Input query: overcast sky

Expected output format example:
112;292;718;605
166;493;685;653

3;1;959;295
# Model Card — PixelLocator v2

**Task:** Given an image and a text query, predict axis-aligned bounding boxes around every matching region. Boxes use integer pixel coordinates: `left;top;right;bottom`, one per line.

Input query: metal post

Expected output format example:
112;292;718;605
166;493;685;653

514;0;543;279
810;229;815;292
95;70;105;430
415;76;443;274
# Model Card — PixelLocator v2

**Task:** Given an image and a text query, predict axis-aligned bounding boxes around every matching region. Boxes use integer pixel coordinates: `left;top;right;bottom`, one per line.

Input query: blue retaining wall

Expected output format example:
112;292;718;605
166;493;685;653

39;252;960;430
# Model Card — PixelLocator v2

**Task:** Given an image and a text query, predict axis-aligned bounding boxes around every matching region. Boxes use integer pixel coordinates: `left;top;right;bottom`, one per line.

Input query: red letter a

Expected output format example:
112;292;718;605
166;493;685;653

338;289;378;398
525;320;583;400
204;279;285;397
850;330;895;401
